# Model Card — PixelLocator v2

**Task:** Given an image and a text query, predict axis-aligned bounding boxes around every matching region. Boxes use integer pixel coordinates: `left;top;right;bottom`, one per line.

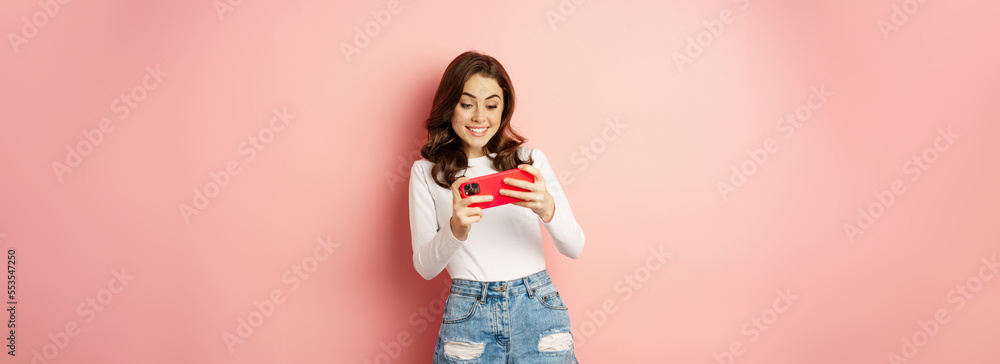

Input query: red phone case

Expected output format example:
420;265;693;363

459;169;535;209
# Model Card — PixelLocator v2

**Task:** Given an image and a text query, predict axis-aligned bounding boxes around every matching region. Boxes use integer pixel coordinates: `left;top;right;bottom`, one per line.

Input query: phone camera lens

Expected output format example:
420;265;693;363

464;183;480;196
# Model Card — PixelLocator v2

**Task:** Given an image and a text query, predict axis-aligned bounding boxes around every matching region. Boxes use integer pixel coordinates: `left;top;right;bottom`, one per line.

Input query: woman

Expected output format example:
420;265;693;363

408;51;586;363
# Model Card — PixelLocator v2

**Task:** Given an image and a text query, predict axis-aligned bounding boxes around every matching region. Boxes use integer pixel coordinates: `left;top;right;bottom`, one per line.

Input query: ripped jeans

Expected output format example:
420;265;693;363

434;270;579;363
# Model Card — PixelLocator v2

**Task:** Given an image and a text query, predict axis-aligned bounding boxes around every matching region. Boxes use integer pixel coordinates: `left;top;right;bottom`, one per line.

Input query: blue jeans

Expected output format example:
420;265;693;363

434;270;579;363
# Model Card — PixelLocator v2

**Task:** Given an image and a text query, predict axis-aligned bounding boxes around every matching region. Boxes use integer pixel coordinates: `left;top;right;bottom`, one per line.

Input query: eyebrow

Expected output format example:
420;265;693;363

462;92;501;101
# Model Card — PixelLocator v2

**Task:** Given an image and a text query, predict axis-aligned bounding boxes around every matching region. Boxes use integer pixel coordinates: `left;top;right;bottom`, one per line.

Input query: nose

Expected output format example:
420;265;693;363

472;108;487;123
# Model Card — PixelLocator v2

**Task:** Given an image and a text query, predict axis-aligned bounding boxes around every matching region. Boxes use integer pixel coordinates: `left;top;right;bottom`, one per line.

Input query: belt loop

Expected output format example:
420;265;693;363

479;282;487;302
524;276;534;298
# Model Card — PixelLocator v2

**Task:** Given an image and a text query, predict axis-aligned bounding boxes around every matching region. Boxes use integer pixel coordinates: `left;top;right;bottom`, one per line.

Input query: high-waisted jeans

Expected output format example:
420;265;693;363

434;270;579;363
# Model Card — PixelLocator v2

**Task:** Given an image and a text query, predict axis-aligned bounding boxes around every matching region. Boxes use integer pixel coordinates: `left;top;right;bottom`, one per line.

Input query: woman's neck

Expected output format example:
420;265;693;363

465;147;487;159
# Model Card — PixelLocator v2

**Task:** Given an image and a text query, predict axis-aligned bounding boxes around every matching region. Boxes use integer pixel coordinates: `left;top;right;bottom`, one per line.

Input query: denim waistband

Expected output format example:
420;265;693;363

450;270;553;300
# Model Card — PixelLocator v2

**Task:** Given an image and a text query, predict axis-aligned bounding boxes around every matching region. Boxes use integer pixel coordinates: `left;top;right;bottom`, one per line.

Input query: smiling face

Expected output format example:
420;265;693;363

451;73;504;159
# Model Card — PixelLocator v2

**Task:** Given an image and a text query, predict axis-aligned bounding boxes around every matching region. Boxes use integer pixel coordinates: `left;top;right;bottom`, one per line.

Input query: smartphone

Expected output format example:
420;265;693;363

459;168;535;209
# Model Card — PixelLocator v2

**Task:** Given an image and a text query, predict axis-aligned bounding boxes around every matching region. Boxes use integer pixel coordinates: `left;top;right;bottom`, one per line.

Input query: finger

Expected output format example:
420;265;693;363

451;177;471;199
502;177;535;191
458;194;493;208
517;164;545;184
499;189;534;201
510;201;540;210
457;216;478;227
461;208;483;220
452;176;469;189
470;195;494;204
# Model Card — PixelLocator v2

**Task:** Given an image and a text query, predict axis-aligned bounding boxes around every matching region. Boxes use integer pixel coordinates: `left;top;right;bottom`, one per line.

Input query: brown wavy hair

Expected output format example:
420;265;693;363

420;51;533;189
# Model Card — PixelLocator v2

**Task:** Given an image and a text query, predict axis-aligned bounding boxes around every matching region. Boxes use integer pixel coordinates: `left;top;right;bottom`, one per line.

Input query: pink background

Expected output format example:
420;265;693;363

3;0;999;363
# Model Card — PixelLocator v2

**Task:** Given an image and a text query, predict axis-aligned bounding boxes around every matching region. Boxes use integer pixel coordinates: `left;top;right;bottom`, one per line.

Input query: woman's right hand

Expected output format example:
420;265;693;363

450;177;493;241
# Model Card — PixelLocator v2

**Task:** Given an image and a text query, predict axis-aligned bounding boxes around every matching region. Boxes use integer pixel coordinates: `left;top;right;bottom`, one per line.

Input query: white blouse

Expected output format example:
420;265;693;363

408;147;585;281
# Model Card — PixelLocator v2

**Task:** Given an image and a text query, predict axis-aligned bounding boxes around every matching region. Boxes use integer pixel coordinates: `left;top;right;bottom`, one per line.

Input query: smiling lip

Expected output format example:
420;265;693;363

467;126;488;137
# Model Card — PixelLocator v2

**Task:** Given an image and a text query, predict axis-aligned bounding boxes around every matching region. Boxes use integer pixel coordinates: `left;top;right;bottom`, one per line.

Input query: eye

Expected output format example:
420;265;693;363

487;105;498;110
460;103;472;109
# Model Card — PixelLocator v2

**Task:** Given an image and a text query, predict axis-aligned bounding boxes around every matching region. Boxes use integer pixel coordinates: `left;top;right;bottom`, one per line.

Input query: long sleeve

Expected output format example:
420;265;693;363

532;149;586;259
408;161;464;280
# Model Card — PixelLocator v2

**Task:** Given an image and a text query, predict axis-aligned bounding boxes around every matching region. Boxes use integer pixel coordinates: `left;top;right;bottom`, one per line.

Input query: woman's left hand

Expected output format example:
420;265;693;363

499;164;556;223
